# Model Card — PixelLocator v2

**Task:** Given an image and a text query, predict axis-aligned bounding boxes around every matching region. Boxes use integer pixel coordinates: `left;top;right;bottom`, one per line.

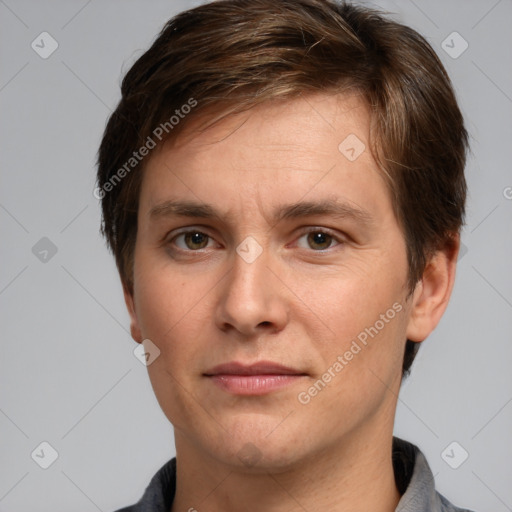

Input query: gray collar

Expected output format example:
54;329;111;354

395;439;474;512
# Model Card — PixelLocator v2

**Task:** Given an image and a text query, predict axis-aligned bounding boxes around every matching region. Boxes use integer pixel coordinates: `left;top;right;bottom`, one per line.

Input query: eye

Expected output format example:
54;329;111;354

296;229;342;251
172;231;215;250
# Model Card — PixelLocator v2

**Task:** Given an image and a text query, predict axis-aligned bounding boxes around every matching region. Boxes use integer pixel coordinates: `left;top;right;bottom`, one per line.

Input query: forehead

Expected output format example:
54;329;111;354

139;92;391;221
168;92;372;160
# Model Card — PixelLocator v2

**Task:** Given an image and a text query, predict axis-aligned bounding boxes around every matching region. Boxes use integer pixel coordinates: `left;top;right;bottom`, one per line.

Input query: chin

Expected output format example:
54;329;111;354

203;415;308;473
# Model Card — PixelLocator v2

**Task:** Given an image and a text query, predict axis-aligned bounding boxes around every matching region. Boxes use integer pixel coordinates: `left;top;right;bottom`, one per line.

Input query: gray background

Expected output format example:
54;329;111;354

1;0;511;510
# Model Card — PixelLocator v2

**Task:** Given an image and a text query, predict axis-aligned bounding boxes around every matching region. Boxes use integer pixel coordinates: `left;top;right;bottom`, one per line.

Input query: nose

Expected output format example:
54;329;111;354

214;244;289;338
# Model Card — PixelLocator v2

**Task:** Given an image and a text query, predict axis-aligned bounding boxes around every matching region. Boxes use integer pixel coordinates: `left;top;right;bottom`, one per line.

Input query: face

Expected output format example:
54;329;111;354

126;93;421;471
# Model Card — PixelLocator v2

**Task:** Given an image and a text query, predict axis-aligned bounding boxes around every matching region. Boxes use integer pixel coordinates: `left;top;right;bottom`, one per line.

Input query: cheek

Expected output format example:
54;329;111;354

292;252;408;346
304;296;408;427
132;267;213;428
136;281;206;351
293;251;410;412
132;260;194;363
133;240;207;334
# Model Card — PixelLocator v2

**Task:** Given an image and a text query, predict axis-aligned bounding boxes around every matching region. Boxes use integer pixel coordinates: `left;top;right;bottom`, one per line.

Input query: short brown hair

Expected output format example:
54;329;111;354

96;0;468;376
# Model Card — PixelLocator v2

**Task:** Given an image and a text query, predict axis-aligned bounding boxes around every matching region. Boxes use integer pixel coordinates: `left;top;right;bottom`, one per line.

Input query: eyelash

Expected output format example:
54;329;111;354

166;227;345;253
294;227;344;251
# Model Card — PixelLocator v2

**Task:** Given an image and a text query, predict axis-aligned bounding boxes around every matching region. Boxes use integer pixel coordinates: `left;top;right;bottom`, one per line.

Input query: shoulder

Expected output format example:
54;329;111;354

394;438;477;512
113;458;176;512
438;492;476;512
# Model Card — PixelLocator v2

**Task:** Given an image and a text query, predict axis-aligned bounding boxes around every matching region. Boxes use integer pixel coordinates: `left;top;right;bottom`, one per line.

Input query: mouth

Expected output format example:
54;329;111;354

203;361;308;395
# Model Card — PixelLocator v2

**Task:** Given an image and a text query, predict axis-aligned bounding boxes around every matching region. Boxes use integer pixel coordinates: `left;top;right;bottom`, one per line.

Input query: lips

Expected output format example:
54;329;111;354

204;361;307;395
204;361;305;376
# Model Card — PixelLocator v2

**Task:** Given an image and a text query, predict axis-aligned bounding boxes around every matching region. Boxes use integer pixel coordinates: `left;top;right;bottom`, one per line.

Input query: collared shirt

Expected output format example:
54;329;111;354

115;437;476;512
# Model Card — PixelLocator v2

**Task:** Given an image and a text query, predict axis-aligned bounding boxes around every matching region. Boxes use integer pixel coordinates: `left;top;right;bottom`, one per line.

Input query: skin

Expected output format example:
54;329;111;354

124;93;459;512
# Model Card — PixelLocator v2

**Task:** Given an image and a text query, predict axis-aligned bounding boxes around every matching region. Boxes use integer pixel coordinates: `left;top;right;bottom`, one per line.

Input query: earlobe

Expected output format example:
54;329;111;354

406;235;460;343
123;283;143;344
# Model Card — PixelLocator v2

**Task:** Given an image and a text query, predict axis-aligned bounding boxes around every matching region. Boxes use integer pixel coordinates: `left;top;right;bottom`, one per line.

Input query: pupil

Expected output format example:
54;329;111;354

309;232;330;249
187;232;207;248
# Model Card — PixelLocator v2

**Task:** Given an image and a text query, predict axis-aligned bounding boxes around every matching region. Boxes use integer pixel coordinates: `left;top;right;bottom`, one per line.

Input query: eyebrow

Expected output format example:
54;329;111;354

275;199;373;225
149;198;373;226
149;200;220;220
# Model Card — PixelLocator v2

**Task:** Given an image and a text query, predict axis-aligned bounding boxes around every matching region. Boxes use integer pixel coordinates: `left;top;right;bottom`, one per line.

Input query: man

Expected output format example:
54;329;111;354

96;1;474;510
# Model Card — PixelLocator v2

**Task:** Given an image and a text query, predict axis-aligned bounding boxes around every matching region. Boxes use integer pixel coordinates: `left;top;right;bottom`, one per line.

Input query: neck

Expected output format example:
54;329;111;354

171;425;400;512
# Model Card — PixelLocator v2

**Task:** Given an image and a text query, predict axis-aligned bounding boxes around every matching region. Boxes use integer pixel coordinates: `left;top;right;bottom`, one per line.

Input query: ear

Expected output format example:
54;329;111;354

406;234;460;342
123;282;143;343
